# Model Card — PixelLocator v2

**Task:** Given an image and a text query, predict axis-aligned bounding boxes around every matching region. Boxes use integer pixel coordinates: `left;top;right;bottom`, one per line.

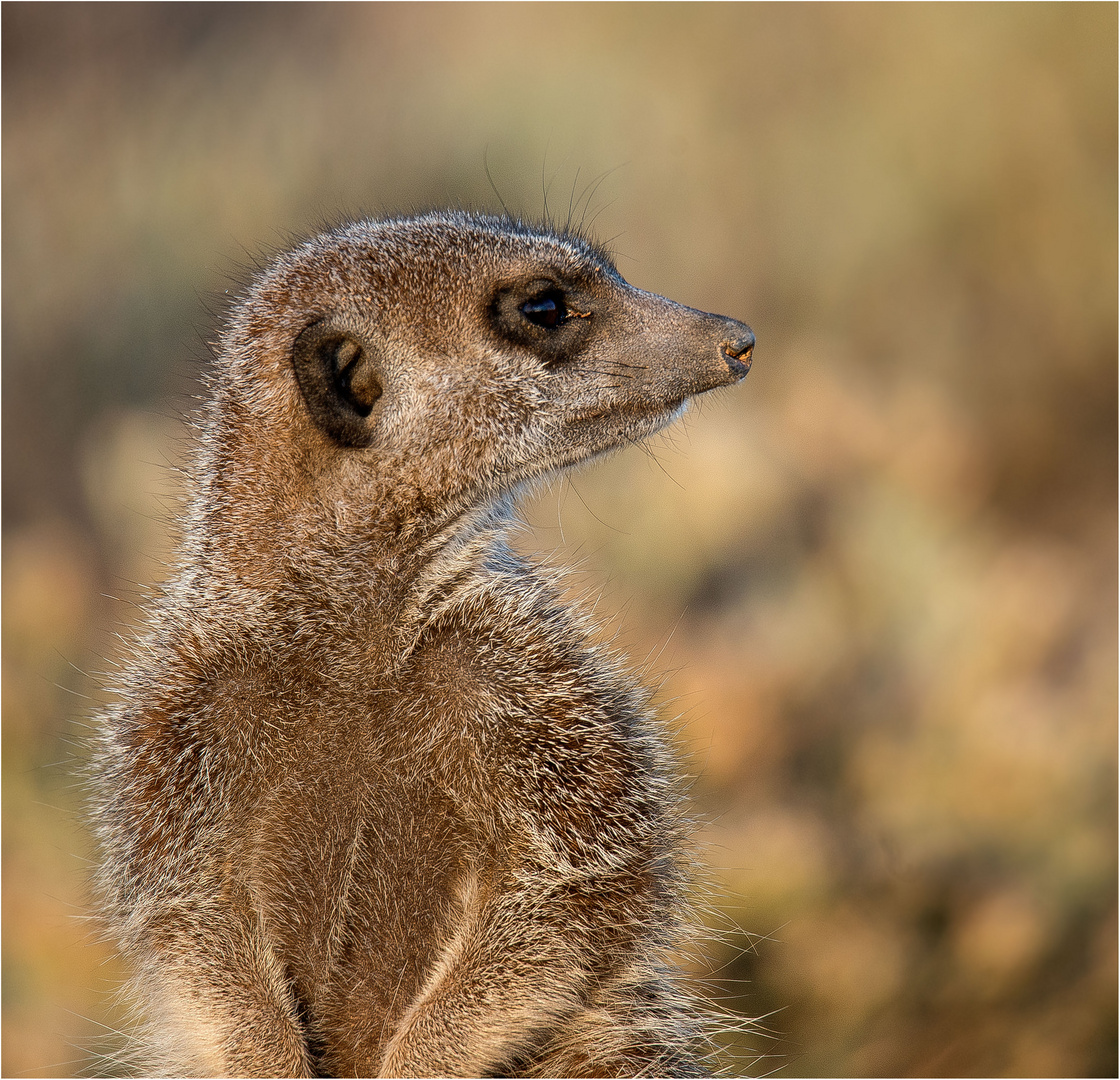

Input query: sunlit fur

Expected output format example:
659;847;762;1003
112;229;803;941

91;211;753;1077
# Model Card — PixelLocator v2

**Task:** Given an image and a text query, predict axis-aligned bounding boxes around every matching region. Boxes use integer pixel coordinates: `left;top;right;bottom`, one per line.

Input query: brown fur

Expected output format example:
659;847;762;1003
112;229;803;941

91;211;754;1077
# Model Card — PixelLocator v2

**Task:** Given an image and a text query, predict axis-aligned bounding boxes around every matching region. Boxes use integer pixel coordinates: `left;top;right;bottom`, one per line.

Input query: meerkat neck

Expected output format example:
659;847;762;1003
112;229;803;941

175;454;519;668
186;390;518;588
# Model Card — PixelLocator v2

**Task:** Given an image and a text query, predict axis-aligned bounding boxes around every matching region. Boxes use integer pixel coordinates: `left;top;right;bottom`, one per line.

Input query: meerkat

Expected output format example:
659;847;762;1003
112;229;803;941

91;210;755;1078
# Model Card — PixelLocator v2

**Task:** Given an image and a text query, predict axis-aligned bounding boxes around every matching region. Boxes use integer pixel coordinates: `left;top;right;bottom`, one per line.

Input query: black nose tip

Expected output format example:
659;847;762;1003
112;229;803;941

721;326;755;376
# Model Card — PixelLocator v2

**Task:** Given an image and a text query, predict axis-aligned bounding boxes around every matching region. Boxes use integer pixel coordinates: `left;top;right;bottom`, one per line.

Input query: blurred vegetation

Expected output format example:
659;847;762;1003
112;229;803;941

2;3;1115;1076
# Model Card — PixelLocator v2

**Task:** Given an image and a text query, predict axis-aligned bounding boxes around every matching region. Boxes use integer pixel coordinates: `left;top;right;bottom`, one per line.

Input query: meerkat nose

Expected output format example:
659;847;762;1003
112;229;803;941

721;324;756;377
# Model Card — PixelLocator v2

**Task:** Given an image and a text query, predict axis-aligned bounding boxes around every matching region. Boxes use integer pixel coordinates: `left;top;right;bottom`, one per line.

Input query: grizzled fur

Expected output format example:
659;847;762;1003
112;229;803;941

91;211;755;1077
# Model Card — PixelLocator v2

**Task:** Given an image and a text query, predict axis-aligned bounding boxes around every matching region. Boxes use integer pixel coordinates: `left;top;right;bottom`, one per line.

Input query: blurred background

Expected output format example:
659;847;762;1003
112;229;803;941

2;3;1115;1076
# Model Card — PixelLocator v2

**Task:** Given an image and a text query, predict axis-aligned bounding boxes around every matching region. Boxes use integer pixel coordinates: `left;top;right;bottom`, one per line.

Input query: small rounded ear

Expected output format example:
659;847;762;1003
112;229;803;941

291;319;383;448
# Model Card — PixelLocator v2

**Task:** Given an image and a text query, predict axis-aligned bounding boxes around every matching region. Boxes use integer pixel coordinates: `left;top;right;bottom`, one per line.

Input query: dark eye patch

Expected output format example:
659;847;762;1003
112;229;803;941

489;276;595;362
521;290;567;329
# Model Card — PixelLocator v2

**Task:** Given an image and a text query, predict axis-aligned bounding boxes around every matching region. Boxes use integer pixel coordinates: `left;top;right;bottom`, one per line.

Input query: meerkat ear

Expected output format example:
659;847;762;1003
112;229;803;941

291;319;383;448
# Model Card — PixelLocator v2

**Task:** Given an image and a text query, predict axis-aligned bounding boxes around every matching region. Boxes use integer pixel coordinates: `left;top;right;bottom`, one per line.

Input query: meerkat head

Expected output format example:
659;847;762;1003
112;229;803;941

213;211;753;550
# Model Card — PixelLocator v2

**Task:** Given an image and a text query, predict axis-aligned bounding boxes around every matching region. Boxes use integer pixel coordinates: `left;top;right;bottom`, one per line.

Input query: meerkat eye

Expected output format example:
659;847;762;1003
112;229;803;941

521;291;567;329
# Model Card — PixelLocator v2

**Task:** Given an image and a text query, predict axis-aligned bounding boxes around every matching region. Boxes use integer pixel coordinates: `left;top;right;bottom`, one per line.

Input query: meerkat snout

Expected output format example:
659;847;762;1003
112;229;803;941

92;210;757;1077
